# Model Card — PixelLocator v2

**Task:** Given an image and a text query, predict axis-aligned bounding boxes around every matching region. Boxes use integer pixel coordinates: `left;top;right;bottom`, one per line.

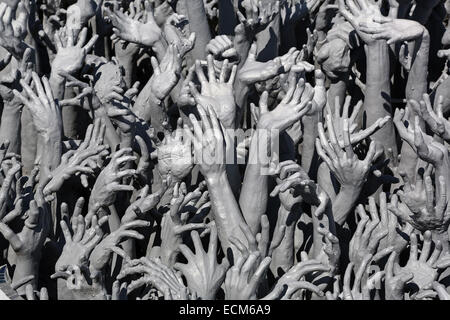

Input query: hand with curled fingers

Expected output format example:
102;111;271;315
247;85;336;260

342;253;384;300
117;256;187;299
372;192;412;255
206;35;239;65
121;182;168;224
0;2;30;58
238;43;308;86
349;201;394;271
255;74;313;132
183;103;227;180
384;251;414;300
316;226;341;274
357;15;425;45
89;219;151;271
229;215;286;265
263;253;330;300
43;121;109;197
393;107;448;168
338;0;384;45
160;181;210;267
235;0;280;36
409;94;450;144
269;160;325;210
87;148;137;220
55;264;107;300
389;169;450;234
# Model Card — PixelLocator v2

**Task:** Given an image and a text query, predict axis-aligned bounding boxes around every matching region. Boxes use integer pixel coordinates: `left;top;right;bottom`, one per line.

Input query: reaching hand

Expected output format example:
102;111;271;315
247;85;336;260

52;27;98;75
190;55;237;128
107;0;163;48
174;223;230;300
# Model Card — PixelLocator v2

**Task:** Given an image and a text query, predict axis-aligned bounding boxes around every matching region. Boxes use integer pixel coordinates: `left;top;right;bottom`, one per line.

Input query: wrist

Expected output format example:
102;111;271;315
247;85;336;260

205;170;227;185
50;68;67;82
40;129;62;152
151;36;167;57
366;39;388;50
339;184;362;201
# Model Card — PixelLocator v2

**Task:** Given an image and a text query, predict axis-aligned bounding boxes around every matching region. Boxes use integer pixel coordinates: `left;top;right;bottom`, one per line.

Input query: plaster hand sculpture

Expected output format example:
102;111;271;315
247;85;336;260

0;0;450;301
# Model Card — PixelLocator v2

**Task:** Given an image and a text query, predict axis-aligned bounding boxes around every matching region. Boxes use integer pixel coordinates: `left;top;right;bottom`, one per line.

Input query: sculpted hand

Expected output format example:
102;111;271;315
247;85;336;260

149;44;182;101
44;121;109;196
339;0;384;45
13;72;62;135
52;27;98;75
256;76;313;132
224;252;271;300
190;55;237;128
89;219;150;271
55;199;107;272
358;16;425;44
160;182;209;266
174;223;230;300
316;107;378;189
87;148;136;220
384;251;413;300
107;0;163;47
155;119;193;182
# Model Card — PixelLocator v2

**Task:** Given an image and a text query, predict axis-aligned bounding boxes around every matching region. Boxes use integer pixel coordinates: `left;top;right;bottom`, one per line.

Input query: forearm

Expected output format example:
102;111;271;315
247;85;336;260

39;130;62;179
119;132;134;151
207;171;247;257
12;255;39;295
399;30;429;180
49;71;66;101
364;41;397;155
328;77;347;114
0;106;21;154
233;27;253;120
93;111;121;150
270;206;297;274
62;88;79;139
151;37;169;64
239;130;271;234
115;55;135;88
301;115;319;174
185;0;212;62
20;108;37;175
332;185;361;226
